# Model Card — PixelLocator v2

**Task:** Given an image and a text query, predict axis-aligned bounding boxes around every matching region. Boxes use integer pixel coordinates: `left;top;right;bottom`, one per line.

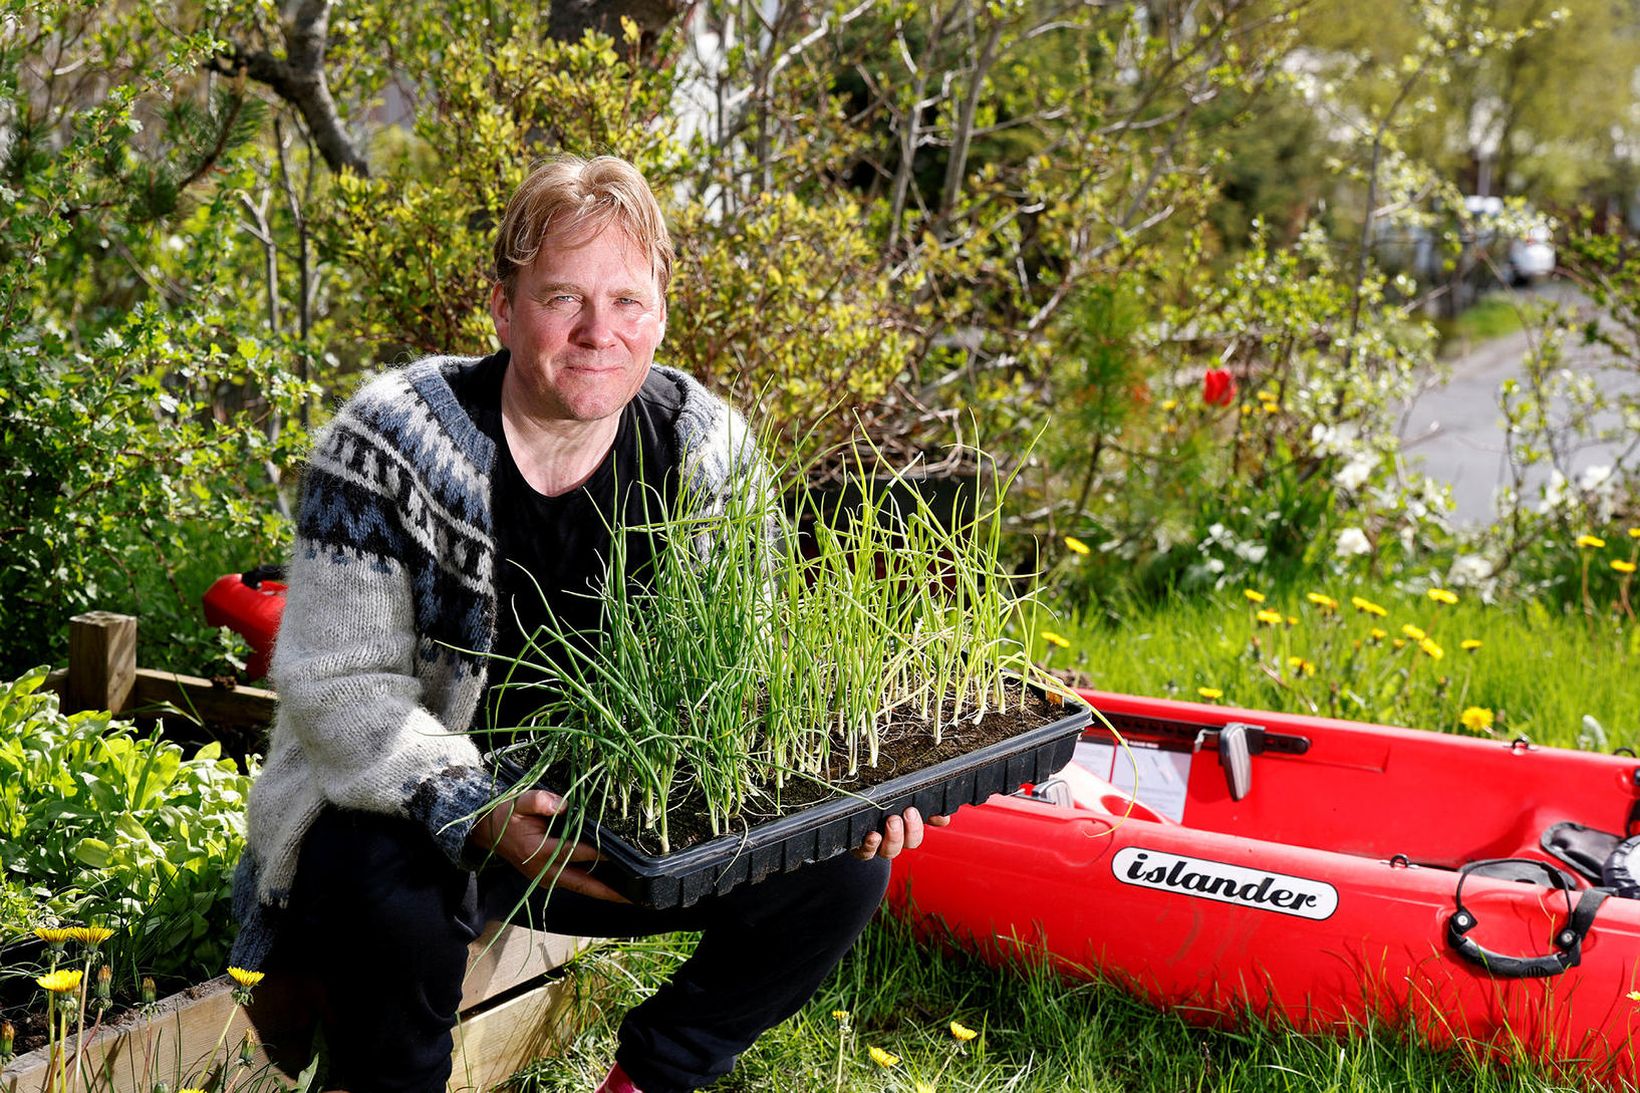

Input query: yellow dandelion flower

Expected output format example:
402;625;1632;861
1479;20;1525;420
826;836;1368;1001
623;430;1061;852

1197;687;1223;700
1613;560;1637;575
70;926;114;947
869;1046;900;1068
1418;637;1444;660
1305;592;1339;610
1262;402;1279;413
1426;588;1458;605
1461;639;1482;651
831;1009;851;1023
1350;596;1387;617
1577;534;1607;549
227;967;265;990
1460;706;1494;733
1628;990;1640;1001
1392;638;1407;649
1064;535;1091;556
1256;389;1278;402
1287;656;1316;677
916;1084;937;1093
1629;528;1640;539
1286;615;1299;627
1241;404;1252;416
176;1089;208;1093
34;927;74;946
1255;608;1283;625
36;969;83;994
1041;630;1071;649
1161;398;1178;412
950;1021;979;1041
1401;624;1426;641
1370;627;1388;640
1243;589;1266;604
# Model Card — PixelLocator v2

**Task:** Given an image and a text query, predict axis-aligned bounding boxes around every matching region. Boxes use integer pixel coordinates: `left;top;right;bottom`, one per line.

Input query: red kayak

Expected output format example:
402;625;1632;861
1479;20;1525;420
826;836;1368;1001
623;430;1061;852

888;689;1640;1088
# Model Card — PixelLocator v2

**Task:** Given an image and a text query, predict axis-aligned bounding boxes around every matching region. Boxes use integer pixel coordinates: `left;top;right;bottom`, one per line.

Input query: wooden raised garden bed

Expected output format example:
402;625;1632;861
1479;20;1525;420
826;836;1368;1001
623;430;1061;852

4;611;595;1092
1;926;587;1093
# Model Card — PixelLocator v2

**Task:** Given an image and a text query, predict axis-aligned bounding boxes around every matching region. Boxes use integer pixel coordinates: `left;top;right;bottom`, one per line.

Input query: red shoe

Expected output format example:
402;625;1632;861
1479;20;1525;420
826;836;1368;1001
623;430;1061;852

595;1062;643;1093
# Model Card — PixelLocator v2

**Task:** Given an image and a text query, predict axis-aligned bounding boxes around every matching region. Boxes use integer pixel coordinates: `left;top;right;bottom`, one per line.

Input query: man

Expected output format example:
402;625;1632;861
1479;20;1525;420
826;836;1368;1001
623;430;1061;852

230;154;939;1093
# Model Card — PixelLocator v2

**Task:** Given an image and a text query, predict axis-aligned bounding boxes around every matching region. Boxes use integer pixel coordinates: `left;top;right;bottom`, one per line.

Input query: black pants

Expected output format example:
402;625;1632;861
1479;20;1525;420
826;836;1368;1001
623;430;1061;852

266;808;890;1093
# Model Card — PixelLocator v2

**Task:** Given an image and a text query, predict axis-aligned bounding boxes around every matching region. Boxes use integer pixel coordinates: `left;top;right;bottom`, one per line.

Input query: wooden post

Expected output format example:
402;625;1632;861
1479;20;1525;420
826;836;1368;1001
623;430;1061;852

65;611;137;714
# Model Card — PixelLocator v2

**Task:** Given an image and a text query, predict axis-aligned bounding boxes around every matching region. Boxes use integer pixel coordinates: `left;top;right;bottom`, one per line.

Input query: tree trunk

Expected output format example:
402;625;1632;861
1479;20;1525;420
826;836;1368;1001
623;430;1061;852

548;0;693;56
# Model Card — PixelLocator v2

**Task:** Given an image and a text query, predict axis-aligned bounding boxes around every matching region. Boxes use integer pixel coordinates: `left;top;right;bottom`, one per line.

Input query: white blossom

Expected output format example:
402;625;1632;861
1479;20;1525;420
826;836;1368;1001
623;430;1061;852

1335;454;1377;493
1335;527;1371;557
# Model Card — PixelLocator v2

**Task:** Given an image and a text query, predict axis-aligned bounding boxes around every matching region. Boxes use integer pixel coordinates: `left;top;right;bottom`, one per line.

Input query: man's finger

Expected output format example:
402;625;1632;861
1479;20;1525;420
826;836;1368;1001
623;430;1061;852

877;814;906;859
853;832;883;860
520;789;564;815
548;866;630;903
927;814;952;827
901;807;925;850
563;839;601;863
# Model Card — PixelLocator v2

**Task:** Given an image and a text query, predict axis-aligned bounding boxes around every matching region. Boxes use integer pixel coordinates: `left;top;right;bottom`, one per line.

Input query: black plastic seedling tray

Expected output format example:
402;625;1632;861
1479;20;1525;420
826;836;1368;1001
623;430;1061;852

497;699;1091;909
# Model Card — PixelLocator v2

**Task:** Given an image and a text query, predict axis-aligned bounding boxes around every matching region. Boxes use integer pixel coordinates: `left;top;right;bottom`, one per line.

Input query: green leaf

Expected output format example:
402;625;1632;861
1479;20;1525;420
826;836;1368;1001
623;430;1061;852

73;837;111;869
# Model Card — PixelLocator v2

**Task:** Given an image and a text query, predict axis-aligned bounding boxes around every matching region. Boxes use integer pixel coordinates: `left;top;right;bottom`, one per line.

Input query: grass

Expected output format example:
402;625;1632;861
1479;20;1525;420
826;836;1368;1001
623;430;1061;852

513;914;1583;1092
1036;583;1640;751
502;578;1634;1093
1436;291;1528;356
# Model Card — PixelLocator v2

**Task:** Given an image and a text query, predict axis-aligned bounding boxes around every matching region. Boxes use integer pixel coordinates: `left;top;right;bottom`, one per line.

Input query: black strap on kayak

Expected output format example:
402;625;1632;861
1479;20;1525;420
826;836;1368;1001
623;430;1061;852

1446;858;1611;979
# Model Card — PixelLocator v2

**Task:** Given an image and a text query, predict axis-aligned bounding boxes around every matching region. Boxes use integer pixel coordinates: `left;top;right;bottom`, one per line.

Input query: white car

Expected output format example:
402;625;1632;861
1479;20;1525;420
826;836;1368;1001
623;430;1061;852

1507;224;1556;283
1464;195;1555;284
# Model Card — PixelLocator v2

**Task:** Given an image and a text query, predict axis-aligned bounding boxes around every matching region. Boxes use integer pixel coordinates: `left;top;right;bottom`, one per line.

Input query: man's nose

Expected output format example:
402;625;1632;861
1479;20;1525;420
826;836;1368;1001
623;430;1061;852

574;303;619;348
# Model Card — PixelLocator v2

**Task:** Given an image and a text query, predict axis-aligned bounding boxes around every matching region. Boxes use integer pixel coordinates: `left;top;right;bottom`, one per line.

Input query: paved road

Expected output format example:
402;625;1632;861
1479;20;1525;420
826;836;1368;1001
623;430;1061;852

1397;281;1639;527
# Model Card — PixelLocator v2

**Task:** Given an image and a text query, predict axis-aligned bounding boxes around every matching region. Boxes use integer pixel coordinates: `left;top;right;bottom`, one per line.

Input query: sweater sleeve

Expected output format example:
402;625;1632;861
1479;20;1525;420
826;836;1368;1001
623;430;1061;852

267;395;495;866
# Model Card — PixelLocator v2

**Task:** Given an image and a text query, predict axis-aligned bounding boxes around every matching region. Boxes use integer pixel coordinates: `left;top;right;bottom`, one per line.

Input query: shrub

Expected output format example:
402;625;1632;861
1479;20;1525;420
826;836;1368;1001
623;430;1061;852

0;668;252;983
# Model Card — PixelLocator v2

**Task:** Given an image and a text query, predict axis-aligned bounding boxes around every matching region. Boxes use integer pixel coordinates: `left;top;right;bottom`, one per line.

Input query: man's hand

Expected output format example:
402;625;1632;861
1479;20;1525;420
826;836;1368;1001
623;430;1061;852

851;806;952;861
469;789;628;902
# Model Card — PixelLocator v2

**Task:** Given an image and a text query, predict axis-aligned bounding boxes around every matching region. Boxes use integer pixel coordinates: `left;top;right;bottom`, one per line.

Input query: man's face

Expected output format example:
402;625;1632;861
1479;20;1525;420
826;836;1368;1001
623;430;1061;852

490;225;665;425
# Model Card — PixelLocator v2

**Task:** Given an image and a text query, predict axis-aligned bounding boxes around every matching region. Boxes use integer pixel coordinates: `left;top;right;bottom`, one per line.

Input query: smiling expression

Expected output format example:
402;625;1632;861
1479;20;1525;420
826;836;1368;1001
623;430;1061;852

490;225;666;427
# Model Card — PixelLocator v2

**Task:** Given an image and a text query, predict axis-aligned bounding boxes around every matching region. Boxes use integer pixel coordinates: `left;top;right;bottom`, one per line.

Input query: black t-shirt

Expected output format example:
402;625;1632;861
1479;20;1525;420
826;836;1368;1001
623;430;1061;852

448;350;685;741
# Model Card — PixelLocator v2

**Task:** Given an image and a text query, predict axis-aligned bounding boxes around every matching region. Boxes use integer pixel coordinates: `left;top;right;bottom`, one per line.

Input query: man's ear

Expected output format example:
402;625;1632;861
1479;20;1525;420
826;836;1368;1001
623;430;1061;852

489;281;511;348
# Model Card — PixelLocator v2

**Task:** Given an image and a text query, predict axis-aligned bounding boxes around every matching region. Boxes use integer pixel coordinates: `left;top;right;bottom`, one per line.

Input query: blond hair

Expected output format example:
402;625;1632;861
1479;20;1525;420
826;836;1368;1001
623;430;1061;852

492;155;673;299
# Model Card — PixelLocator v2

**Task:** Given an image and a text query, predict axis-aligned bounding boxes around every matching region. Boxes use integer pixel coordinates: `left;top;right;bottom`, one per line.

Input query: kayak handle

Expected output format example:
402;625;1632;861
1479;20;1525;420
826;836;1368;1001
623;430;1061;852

1446;858;1610;979
241;564;287;589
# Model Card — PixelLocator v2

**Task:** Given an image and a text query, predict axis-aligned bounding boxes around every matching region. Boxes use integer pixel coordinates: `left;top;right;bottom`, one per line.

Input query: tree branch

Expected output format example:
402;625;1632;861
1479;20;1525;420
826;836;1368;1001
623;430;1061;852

212;0;368;176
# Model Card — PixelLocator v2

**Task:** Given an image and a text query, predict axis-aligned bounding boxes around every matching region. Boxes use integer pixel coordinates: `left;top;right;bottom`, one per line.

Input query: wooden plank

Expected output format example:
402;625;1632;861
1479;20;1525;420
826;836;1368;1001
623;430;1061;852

130;669;278;730
0;977;266;1093
461;925;585;1010
65;611;137;714
2;930;592;1093
449;975;582;1092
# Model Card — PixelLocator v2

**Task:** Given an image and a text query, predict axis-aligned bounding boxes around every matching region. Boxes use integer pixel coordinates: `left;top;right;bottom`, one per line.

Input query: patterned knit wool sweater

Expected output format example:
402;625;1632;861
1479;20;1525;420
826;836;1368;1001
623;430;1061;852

230;355;755;969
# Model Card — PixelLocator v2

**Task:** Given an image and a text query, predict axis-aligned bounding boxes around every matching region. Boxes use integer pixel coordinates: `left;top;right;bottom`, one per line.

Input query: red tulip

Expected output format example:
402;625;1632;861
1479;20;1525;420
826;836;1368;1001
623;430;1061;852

1202;368;1236;407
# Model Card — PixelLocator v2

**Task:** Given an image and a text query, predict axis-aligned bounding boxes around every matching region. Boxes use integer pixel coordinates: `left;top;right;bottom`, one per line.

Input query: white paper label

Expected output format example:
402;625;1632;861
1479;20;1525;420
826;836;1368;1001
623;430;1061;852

1074;739;1191;822
1112;847;1338;920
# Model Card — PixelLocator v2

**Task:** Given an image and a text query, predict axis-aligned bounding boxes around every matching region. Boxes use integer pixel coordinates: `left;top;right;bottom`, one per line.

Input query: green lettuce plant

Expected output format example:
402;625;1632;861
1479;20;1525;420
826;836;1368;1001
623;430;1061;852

0;669;252;982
